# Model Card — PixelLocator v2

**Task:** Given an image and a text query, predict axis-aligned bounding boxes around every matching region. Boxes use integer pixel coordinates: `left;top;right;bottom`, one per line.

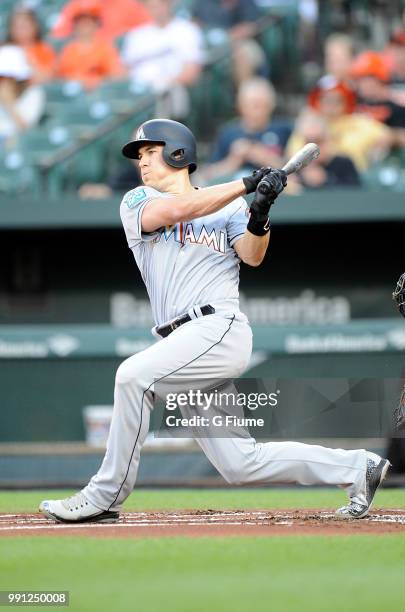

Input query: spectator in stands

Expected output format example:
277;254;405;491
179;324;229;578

324;33;354;85
287;110;361;190
52;0;151;42
288;76;392;171
56;2;124;90
121;0;204;116
6;7;56;84
202;77;290;182
380;28;405;105
0;45;45;144
192;0;267;86
350;51;405;139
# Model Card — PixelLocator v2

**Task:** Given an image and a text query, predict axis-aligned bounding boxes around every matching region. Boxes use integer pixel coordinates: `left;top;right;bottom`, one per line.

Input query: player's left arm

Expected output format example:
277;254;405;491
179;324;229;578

233;169;287;267
234;230;270;267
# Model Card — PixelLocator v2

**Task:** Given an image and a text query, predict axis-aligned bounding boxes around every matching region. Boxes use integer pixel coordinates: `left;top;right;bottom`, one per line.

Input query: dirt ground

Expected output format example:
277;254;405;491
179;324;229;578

1;509;405;537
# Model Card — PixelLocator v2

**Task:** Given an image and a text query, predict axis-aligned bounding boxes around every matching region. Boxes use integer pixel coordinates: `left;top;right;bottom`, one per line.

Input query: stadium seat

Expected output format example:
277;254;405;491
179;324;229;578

18;125;76;166
16;126;78;195
362;158;405;192
90;80;152;114
0;150;40;195
51;99;115;139
43;80;87;117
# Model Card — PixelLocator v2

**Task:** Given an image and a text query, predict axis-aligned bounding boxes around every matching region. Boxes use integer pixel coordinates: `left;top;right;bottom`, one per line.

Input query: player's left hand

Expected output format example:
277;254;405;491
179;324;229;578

393;272;405;318
257;169;287;201
250;169;287;219
242;166;273;194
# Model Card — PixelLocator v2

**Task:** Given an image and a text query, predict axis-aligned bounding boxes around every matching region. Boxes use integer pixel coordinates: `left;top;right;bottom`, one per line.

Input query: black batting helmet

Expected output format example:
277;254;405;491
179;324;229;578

122;119;197;174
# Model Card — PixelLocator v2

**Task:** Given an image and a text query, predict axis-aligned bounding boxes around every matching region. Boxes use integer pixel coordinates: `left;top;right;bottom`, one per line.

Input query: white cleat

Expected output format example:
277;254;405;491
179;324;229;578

39;492;119;524
335;452;391;519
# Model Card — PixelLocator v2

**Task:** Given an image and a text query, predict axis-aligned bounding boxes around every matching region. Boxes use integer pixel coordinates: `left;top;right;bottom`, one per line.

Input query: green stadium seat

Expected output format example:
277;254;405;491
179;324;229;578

0;150;40;195
43;80;87;119
69;141;109;187
16;126;78;196
17;125;77;166
90;80;152;114
55;100;115;137
362;158;405;192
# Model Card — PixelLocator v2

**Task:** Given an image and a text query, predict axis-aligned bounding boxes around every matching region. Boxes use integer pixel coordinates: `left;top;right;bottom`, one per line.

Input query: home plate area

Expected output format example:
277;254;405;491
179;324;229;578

1;509;405;537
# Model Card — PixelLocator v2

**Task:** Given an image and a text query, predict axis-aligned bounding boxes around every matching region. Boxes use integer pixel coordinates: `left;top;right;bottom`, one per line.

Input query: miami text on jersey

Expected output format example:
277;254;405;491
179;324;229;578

156;223;227;253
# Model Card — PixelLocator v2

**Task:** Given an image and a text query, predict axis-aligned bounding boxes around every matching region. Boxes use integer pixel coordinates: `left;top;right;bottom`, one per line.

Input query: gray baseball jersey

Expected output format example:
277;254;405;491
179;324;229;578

120;185;250;326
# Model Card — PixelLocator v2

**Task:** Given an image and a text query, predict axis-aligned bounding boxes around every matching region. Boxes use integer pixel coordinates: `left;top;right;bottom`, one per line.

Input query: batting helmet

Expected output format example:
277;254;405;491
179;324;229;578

122;119;197;174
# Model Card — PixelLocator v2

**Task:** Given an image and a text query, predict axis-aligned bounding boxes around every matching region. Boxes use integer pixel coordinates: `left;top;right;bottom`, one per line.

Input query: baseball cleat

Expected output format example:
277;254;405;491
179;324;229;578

39;492;119;524
335;452;391;519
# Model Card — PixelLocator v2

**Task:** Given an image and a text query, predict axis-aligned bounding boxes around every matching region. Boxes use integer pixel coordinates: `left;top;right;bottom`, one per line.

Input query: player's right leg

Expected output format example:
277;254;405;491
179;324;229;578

195;434;390;518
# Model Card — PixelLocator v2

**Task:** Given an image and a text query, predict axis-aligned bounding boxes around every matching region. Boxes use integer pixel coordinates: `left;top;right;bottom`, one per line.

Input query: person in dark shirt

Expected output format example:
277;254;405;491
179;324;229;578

193;0;260;33
202;77;291;182
291;110;361;190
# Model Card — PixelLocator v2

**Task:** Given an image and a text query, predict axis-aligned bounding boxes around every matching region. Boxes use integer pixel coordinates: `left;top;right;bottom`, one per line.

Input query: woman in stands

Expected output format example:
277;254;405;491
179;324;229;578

6;7;56;84
0;45;45;144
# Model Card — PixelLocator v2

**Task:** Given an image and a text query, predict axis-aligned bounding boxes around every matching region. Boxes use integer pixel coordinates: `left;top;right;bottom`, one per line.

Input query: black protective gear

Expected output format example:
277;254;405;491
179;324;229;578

122;119;197;174
242;167;273;194
247;169;287;236
256;168;287;201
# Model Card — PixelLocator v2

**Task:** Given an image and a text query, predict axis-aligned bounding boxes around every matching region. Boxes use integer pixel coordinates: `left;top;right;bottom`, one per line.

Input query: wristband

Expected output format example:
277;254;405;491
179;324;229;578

247;211;271;236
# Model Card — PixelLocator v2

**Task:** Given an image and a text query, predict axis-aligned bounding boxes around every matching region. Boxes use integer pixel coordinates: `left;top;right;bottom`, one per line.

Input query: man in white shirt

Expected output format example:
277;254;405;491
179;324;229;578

121;0;204;116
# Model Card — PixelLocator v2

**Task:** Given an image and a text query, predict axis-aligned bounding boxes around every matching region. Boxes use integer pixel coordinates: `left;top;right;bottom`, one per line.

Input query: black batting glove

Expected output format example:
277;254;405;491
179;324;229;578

256;169;287;201
242;167;273;194
247;169;287;236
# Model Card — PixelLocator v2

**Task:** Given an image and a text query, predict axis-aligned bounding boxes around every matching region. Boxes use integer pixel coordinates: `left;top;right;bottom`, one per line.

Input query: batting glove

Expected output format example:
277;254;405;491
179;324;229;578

242;167;273;194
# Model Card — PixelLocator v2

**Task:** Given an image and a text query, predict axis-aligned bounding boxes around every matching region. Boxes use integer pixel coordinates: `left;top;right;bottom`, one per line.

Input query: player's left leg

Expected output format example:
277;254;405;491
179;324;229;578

195;430;390;519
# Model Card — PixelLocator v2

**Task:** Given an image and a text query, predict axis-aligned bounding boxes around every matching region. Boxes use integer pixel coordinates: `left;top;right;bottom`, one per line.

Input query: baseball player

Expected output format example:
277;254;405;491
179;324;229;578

40;119;390;523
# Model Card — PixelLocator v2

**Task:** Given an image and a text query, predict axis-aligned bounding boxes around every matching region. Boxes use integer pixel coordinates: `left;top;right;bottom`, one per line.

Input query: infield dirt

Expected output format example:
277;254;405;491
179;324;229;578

1;508;405;537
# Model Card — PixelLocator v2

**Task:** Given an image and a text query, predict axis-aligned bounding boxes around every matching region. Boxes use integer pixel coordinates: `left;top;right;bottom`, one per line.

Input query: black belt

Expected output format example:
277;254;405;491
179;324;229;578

156;305;215;338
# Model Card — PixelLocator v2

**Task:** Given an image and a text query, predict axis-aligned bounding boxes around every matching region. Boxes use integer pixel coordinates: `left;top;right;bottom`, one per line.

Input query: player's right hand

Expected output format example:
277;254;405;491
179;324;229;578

242;167;273;194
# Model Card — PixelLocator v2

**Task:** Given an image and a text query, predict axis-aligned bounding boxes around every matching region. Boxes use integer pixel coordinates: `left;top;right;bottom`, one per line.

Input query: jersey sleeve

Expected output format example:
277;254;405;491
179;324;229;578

226;197;249;247
120;186;162;248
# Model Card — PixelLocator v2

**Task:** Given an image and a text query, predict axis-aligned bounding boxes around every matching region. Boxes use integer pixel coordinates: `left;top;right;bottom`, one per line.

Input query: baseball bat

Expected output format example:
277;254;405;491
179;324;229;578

282;142;320;176
257;143;320;196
